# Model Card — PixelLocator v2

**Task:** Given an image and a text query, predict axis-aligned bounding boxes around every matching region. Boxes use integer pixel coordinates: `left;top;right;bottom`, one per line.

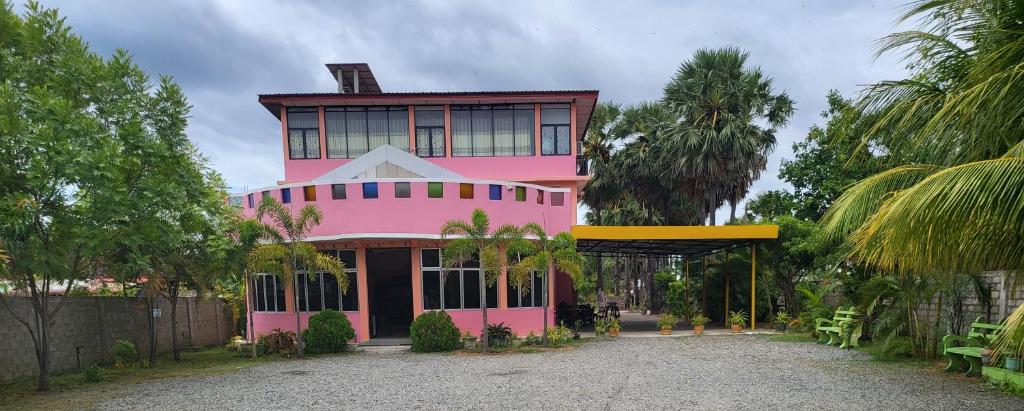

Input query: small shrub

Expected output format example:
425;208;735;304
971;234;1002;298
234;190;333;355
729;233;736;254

82;363;105;382
522;331;542;346
690;313;708;327
264;328;297;354
303;309;356;354
486;322;513;347
657;313;679;329
409;310;461;352
547;323;574;346
112;340;138;368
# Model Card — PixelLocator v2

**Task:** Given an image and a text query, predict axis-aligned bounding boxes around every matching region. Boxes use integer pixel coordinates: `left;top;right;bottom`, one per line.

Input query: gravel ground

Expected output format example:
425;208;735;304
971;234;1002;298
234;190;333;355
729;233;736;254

98;336;1023;410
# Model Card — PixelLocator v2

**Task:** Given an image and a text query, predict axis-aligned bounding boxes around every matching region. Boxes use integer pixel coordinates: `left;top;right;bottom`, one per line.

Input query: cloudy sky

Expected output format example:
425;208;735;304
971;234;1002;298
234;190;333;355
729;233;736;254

39;0;908;223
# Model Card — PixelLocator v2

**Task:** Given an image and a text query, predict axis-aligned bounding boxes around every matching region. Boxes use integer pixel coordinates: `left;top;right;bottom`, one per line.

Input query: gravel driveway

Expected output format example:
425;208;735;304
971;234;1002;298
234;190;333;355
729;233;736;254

98;336;1023;410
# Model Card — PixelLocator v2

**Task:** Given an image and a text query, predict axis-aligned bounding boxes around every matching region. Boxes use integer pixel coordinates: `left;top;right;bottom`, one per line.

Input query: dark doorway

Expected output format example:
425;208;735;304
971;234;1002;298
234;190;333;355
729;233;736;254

367;248;413;338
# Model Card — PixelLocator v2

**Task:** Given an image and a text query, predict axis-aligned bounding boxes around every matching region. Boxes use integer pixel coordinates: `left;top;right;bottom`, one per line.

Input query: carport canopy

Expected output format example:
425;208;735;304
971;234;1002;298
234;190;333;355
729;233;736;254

571;225;779;258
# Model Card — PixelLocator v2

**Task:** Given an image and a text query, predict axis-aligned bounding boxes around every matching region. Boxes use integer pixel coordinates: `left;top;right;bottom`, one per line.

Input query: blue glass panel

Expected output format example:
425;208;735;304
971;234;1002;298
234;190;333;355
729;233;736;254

489;184;502;200
362;182;379;199
281;188;291;204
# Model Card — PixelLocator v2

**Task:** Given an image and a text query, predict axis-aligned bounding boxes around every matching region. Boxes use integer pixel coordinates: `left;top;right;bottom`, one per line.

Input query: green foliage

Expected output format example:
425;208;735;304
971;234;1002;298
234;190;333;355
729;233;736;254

546;323;574;346
657;313;679;329
607;317;621;331
690;313;708;327
262;329;296;354
665;280;688;317
486;323;514;347
521;331;542;346
81;364;104;383
594;319;608;335
112;340;138;368
409;311;461;353
302;310;355;355
729;310;749;327
773;311;791;325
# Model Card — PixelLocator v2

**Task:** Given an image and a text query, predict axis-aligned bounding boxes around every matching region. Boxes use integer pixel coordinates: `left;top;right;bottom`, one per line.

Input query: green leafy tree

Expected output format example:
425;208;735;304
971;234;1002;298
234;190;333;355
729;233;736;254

745;190;797;220
440;209;521;352
511;224;583;344
246;197;347;356
756;216;824;315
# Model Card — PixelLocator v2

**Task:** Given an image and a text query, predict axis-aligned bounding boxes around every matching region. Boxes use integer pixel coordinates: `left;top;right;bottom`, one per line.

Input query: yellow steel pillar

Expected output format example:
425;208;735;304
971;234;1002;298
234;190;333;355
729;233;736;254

750;244;757;330
724;274;729;324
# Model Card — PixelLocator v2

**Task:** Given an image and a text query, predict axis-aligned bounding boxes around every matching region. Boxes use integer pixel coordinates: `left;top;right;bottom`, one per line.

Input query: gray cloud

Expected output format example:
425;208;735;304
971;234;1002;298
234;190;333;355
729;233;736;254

38;0;908;221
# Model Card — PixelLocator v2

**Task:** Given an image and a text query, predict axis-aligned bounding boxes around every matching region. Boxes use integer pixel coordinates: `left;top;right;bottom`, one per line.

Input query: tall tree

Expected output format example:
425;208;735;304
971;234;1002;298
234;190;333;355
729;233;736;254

580;101;624;304
512;223;583;344
440;209;521;352
246;197;347;356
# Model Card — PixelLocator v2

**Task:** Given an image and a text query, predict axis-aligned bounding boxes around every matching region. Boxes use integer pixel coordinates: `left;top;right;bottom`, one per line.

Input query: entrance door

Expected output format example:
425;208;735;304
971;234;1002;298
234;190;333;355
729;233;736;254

367;248;413;338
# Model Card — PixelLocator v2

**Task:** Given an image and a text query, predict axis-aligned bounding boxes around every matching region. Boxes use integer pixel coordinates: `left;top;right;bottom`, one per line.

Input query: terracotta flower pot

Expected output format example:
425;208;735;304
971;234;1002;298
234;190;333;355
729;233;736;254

660;326;672;335
693;325;704;335
731;324;742;333
608;328;620;337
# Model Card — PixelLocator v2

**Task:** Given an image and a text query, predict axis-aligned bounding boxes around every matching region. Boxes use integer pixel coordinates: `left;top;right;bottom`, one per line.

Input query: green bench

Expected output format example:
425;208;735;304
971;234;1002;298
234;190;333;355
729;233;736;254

814;306;862;349
943;316;1003;377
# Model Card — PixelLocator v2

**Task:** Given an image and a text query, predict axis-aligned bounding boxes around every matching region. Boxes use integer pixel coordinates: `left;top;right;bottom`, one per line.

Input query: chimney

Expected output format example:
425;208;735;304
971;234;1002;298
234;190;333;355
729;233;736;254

336;68;344;93
353;68;360;93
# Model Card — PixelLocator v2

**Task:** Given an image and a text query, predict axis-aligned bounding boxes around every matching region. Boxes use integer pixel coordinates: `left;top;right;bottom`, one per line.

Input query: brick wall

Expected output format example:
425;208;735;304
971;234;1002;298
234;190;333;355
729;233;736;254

0;296;232;382
916;270;1024;335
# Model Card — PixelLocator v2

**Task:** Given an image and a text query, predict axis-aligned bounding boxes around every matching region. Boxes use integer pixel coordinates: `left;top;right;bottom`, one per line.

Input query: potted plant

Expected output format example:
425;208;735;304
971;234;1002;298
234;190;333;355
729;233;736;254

729;310;748;333
691;313;708;335
773;311;791;332
1006;355;1022;372
607;317;621;337
461;331;477;350
594;318;608;337
657;313;679;335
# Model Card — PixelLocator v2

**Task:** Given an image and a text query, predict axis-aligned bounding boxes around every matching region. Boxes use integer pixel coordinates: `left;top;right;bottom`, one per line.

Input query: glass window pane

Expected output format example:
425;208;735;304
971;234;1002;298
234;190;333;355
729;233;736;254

541;126;555;155
255;276;267;311
274;276;286;311
422;249;441;268
556;126;570;155
427;182;443;198
515;186;526;202
452;109;472;157
416;128;432;157
342;272;358;311
304;131;320;159
395;182;411;198
459;183;474;199
367;109;389;151
462;270;480;309
541;106;570;124
552;192;565;206
322;273;340;311
287;110;319;128
431;129;445;157
486;280;497;309
346;110;368;158
339;250;356;268
362;182;378;199
297;273;307;311
325;111;347;158
471;109;492;156
414;107;444;127
489;184;502;200
537;189;544;204
514;108;534;156
423;270;441;310
304;185;317;201
332;184;346;200
289;130;305;159
493;108;514;156
281;188;291;204
262;190;270;200
389;108;409;150
533;272;544;307
507;282;520;308
444;270;461;309
307;273;323;311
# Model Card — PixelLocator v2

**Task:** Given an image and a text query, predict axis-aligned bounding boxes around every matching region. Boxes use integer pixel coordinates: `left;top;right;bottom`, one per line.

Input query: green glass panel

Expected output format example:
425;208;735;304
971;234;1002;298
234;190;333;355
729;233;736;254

515;186;526;201
428;182;444;198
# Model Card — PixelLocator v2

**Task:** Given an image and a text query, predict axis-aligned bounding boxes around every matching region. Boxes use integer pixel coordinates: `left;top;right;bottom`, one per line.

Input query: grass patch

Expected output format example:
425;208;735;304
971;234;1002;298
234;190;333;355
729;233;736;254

0;347;281;410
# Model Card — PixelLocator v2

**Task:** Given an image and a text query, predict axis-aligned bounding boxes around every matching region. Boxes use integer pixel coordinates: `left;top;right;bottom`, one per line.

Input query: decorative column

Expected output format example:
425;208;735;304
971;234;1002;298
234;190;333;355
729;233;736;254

411;246;423;318
498;245;508;310
356;247;370;341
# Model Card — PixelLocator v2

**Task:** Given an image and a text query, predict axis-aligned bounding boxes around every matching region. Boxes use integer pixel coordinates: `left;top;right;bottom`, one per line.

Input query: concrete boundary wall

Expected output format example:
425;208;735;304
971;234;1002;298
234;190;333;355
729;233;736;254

0;296;232;381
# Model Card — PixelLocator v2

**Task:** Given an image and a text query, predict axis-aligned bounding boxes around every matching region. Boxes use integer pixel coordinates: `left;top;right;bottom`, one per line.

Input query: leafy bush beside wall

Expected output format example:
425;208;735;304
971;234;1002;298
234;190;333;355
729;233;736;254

302;309;355;354
409;311;461;352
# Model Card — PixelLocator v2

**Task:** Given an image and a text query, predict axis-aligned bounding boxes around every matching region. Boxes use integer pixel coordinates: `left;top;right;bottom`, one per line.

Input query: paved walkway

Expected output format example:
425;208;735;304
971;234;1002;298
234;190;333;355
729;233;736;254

99;335;1023;410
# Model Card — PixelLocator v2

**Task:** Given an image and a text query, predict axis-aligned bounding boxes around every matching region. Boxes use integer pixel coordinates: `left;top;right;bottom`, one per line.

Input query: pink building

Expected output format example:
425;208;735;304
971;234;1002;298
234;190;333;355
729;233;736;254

235;63;598;343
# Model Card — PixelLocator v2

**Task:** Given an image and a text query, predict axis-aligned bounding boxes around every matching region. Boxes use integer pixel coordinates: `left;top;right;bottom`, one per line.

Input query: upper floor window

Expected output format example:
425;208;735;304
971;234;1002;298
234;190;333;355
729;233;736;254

541;104;571;155
451;105;534;157
325;106;409;159
414;106;446;157
287;108;321;159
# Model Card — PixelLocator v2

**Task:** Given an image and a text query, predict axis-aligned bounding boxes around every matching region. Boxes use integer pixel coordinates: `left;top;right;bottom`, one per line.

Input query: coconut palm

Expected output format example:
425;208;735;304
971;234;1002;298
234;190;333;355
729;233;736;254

580;101;625;303
440;209;522;352
661;47;794;224
246;197;347;355
511;223;583;344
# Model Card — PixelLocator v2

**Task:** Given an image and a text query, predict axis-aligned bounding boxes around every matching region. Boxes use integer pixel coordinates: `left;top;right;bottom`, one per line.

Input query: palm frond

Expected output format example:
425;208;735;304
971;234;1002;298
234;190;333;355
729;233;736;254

820;164;943;241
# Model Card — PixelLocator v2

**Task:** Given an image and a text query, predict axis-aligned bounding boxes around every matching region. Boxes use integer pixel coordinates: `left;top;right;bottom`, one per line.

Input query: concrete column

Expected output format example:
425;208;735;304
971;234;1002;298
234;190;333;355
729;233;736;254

411;246;423;318
498;245;508;310
353;68;359;93
356;247;370;341
336;68;344;93
533;103;541;156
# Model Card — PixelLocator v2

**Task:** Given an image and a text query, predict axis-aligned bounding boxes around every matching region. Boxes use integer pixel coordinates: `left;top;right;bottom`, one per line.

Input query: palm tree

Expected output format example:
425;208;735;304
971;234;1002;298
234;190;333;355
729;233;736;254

661;47;794;225
226;216;270;358
440;209;521;352
580;101;624;304
246;197;347;355
511;223;583;344
816;0;1024;361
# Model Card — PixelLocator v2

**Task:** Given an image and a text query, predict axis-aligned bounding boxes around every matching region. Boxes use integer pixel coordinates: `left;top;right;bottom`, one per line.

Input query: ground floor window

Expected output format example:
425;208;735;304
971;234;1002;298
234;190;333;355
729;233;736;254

297;250;359;312
421;248;496;310
507;271;544;308
252;274;286;312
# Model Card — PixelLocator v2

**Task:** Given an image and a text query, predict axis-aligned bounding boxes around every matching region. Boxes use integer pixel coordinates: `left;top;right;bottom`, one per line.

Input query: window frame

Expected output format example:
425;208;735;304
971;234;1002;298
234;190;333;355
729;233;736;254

414;106;446;157
420;248;496;310
251;273;286;312
287;108;321;160
450;104;534;157
298;250;359;312
325;106;409;159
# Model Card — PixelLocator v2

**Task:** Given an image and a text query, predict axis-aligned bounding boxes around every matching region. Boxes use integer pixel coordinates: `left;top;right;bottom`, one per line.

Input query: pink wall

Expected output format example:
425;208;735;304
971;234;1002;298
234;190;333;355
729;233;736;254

284;155;578;183
239;180;573;236
252;311;361;341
